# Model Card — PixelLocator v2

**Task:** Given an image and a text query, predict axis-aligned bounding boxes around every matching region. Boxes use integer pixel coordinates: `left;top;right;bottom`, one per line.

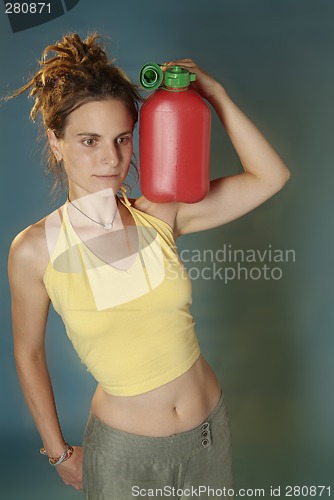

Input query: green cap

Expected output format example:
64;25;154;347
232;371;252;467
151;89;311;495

140;63;196;90
139;63;164;89
164;65;196;89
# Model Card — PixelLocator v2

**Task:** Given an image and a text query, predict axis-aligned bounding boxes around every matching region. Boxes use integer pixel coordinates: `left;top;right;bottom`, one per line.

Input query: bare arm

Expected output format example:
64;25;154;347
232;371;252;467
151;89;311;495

168;60;290;236
8;225;82;490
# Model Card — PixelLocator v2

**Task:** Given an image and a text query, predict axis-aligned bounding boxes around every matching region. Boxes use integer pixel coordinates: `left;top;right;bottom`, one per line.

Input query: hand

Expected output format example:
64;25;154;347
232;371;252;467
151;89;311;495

55;445;83;491
162;59;224;100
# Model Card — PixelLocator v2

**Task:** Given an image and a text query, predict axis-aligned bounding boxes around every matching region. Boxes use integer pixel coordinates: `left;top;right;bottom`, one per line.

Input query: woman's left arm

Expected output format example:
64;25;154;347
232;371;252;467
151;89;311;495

170;59;291;236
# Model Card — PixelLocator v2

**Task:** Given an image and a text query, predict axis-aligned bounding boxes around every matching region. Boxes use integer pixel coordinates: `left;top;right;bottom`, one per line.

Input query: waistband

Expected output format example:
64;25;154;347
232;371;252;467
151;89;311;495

83;391;229;462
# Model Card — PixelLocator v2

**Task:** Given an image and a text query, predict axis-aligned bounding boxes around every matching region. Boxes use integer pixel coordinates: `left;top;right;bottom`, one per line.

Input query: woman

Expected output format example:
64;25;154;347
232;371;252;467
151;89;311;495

8;33;290;499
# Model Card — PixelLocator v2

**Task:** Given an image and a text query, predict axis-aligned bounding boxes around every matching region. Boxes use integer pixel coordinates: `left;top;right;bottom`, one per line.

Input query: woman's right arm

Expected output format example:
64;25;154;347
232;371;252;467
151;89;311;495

8;225;82;490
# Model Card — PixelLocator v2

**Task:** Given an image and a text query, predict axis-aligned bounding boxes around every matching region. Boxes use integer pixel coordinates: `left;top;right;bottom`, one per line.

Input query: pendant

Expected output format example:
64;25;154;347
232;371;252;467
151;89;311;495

103;223;113;230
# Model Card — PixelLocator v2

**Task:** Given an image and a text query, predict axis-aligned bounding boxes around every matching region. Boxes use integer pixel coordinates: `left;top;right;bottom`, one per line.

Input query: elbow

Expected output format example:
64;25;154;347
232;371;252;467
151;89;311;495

14;347;46;368
271;163;291;192
258;164;290;198
280;164;291;189
282;164;291;184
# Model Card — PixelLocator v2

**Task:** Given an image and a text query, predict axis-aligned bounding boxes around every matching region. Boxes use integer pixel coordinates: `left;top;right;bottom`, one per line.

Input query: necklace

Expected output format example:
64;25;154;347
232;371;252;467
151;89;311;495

67;195;119;230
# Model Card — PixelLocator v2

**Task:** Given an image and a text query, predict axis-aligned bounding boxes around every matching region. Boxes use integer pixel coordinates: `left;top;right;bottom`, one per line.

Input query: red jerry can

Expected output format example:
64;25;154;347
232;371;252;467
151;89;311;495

139;63;211;203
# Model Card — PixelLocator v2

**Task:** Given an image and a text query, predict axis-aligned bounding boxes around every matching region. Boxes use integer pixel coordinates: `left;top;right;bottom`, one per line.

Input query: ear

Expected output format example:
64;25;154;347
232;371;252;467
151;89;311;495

47;129;63;162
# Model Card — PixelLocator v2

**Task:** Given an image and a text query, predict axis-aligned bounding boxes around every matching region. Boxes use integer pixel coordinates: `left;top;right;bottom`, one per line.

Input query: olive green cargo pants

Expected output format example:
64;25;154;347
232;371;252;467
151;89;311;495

82;392;233;499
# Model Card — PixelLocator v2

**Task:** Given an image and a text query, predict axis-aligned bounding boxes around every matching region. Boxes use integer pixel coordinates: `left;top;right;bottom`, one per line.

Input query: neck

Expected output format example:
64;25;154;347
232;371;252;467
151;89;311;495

67;189;119;227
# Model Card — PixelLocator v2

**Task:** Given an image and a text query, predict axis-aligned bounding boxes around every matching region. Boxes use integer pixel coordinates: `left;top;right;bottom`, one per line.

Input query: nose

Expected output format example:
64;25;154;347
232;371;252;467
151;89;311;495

102;143;120;167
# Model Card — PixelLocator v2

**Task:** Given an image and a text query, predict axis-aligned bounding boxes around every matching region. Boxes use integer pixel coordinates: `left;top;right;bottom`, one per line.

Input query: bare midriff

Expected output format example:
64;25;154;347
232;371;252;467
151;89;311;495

91;354;222;437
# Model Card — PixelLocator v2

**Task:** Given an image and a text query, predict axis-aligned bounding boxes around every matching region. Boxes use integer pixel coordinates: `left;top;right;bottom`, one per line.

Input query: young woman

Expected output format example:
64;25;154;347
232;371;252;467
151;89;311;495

8;33;290;499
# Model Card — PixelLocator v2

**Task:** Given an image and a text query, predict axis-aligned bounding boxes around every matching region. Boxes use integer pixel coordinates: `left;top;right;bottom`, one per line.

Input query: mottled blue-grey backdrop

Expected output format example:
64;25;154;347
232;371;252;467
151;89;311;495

1;0;333;498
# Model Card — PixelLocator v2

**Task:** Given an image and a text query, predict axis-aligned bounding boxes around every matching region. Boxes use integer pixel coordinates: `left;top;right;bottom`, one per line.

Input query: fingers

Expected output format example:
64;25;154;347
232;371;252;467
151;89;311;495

162;59;197;70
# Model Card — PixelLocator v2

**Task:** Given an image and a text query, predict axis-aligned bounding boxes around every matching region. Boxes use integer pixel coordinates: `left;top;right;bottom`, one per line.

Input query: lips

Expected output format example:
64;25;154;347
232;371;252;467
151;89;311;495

94;174;120;178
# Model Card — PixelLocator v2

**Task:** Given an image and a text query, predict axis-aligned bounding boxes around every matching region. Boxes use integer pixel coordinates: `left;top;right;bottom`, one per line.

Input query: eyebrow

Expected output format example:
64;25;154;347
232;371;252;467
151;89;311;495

76;130;133;137
76;132;101;137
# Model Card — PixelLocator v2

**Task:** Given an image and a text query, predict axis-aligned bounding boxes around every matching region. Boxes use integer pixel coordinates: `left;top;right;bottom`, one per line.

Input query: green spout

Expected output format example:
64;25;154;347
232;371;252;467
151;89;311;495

140;63;196;90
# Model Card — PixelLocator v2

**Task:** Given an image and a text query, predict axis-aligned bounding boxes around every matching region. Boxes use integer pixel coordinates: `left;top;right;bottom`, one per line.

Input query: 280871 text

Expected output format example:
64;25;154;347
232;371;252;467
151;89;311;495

5;3;51;14
272;485;331;496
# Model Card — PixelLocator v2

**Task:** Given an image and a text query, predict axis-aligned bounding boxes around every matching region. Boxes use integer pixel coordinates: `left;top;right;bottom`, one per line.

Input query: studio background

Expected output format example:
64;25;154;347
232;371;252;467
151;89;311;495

1;1;333;498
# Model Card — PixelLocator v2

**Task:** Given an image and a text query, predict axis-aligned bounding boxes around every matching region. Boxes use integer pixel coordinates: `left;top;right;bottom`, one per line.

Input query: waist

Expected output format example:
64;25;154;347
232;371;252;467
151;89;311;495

84;390;228;463
91;355;222;437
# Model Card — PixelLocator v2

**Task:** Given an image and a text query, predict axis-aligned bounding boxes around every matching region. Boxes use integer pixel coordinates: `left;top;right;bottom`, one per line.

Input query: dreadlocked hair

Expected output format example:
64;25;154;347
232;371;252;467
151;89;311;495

6;33;142;198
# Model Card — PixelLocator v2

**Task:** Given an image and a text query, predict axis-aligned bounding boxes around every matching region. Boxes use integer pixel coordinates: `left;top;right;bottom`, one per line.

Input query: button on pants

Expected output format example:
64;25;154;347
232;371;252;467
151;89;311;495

82;391;233;499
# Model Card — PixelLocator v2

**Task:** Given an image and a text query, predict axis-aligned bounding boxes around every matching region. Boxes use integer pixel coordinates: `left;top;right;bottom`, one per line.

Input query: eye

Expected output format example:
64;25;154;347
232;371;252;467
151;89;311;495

116;136;130;145
82;138;98;147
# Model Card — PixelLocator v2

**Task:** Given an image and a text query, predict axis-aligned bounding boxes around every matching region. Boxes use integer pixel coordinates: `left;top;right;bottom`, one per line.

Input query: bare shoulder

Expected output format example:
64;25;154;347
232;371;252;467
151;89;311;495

9;208;62;281
9;219;47;279
131;195;179;230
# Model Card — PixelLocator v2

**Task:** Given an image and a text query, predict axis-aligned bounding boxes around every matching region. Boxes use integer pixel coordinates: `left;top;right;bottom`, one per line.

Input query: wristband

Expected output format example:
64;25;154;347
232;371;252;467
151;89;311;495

40;443;74;466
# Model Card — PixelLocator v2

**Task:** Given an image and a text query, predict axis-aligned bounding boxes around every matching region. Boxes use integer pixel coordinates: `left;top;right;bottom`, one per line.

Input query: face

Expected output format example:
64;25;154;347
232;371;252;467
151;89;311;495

48;99;134;198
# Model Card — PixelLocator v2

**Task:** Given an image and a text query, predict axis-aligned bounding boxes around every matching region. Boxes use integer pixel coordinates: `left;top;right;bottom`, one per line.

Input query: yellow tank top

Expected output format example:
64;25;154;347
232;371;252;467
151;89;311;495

43;192;200;396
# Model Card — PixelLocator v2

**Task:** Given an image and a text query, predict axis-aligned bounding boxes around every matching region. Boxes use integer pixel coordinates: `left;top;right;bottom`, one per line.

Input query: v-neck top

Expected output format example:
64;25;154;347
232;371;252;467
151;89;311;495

43;190;200;396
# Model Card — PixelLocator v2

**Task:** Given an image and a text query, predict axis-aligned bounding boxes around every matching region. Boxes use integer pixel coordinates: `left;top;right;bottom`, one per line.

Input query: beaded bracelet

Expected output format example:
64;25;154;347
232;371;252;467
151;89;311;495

40;443;74;466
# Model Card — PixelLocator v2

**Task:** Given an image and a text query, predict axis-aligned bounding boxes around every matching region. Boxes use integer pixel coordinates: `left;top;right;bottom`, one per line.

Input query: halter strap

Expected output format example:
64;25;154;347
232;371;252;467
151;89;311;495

119;185;132;207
